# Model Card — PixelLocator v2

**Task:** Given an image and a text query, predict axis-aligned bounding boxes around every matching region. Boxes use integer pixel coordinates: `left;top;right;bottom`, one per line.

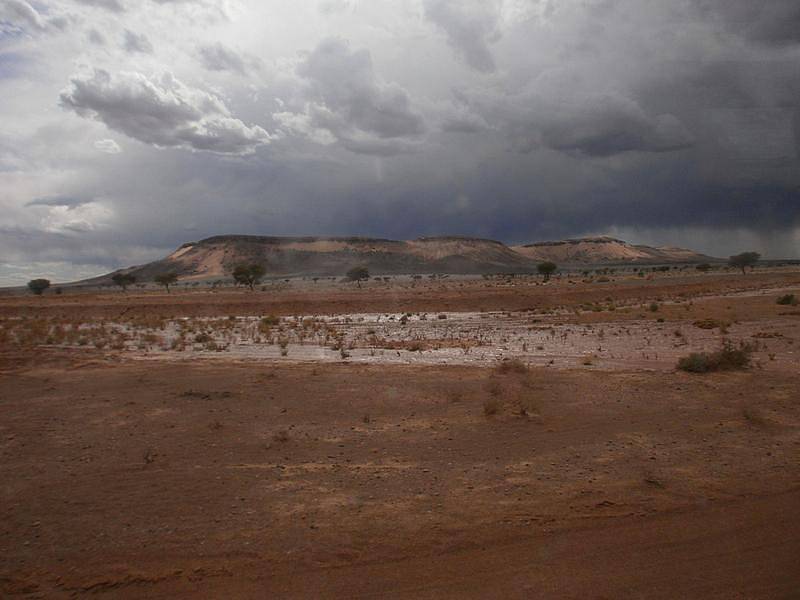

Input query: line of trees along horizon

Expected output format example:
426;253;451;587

21;251;768;294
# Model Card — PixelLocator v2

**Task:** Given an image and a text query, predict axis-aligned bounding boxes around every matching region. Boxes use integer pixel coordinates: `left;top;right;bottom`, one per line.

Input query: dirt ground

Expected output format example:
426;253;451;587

2;271;800;598
2;269;799;320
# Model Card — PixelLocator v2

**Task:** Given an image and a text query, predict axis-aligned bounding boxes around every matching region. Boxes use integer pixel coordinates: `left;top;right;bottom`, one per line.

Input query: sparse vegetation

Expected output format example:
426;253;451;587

495;358;528;374
5;246;800;598
677;340;754;373
693;318;728;330
483;398;500;416
776;294;798;306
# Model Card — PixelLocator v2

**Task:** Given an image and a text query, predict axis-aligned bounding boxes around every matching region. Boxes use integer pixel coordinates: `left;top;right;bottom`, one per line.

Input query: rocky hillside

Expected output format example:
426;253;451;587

109;235;537;282
94;234;715;284
512;236;714;265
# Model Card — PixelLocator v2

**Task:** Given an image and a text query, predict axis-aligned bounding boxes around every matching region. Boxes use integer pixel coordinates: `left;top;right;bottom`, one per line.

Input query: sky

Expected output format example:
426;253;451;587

1;0;799;285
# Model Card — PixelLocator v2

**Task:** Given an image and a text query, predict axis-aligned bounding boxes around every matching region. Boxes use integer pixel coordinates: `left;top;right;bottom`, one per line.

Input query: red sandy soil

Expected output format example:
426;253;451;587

2;358;800;598
2;271;800;598
2;271;799;320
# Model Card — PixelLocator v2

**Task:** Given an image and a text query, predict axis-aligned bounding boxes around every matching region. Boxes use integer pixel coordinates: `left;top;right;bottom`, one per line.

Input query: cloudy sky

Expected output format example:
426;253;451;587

1;0;799;284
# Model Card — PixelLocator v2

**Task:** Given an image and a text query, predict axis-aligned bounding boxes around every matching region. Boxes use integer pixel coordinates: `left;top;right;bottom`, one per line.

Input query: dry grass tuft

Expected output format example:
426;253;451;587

495;358;528;375
483;398;500;417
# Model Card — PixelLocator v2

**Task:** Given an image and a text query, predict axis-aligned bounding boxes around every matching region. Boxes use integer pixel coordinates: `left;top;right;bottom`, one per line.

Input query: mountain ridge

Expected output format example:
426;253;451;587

88;234;717;284
511;236;716;265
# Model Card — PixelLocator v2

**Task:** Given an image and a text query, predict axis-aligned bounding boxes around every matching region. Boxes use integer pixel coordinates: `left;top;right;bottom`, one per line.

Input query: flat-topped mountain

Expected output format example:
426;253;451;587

512;236;714;265
113;235;535;282
94;234;715;284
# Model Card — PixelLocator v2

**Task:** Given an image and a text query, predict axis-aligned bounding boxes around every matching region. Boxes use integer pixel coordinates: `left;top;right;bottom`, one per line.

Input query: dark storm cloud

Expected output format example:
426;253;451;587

297;38;425;139
694;0;800;46
458;85;694;158
0;225;167;271
276;38;425;155
59;69;271;154
4;0;800;287
423;0;500;73
440;112;488;134
332;151;800;249
538;97;694;157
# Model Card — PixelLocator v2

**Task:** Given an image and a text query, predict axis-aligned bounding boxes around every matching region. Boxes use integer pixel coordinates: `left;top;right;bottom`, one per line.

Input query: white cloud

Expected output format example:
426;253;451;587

197;42;251;74
122;29;153;53
0;0;46;31
60;69;272;154
94;138;122;153
74;0;126;13
40;201;113;233
423;0;502;72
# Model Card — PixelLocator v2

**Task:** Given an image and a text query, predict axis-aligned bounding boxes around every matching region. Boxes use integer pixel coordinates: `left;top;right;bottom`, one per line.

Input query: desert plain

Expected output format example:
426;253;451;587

2;267;800;598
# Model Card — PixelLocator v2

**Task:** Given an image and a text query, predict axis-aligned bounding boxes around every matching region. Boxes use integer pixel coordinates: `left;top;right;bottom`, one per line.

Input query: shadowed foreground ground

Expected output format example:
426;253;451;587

2;358;799;598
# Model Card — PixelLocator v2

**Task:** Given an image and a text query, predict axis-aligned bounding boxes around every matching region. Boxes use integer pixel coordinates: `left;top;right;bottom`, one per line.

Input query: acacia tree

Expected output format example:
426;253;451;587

346;266;369;281
728;252;760;275
346;266;370;288
111;272;136;292
537;261;558;282
27;278;50;296
232;263;266;290
154;272;178;293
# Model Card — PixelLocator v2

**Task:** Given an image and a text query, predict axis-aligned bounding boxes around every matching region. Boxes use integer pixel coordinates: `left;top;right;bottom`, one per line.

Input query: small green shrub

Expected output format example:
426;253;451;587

776;294;798;306
693;318;727;330
677;340;753;373
259;315;280;334
677;353;711;373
